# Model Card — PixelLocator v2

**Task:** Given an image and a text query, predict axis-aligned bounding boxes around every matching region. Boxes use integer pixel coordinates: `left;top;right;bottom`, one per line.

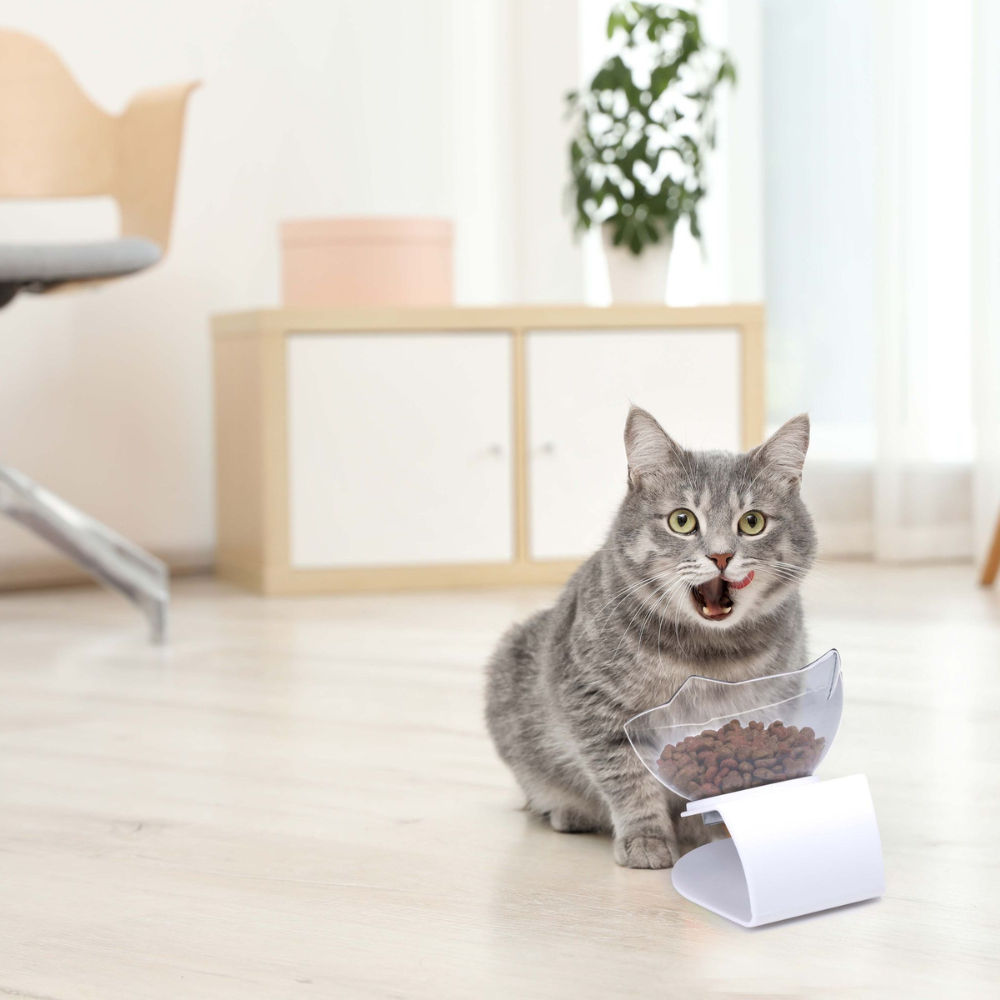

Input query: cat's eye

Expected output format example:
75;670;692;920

667;509;698;534
738;510;767;535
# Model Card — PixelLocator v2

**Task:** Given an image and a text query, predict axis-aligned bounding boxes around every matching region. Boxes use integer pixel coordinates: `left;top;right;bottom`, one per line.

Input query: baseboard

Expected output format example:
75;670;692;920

213;558;584;596
0;548;213;593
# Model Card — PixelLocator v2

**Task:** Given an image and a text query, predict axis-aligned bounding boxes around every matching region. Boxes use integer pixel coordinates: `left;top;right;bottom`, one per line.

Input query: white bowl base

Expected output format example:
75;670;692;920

673;774;884;927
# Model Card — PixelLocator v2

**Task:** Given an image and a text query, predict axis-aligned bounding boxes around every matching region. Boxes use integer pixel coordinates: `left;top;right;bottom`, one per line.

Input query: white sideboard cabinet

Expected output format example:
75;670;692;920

212;305;764;594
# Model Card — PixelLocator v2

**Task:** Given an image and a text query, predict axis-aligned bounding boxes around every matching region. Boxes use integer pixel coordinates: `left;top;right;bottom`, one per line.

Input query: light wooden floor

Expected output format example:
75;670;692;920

0;562;998;999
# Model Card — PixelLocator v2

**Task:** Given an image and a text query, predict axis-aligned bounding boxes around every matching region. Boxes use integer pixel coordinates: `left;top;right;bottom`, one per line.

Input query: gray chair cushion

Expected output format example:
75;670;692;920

0;237;162;285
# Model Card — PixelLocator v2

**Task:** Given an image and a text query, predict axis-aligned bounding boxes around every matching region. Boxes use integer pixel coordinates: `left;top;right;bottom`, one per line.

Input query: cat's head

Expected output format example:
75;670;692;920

613;406;817;630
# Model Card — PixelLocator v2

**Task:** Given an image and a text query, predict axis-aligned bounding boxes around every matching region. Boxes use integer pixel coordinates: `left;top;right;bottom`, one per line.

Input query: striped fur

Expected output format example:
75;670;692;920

486;407;817;868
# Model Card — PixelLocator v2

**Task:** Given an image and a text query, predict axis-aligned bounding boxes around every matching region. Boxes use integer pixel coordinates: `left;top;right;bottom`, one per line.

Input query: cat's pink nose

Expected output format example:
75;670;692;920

708;552;734;571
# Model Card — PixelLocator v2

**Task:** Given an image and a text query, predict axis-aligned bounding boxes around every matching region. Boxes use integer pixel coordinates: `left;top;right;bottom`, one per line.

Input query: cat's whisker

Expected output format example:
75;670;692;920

650;582;684;677
610;587;660;666
641;576;690;667
772;558;810;571
764;561;821;583
594;574;676;639
637;575;691;678
763;561;806;575
633;590;666;677
618;573;688;672
670;576;690;651
762;568;811;587
587;571;674;636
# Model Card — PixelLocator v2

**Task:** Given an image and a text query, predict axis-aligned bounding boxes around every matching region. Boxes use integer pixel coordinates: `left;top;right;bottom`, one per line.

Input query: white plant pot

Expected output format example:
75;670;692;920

601;224;673;304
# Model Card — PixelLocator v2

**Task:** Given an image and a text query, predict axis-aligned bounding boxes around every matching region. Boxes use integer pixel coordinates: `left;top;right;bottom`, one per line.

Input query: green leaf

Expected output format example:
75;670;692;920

567;1;734;251
607;9;630;38
689;207;702;241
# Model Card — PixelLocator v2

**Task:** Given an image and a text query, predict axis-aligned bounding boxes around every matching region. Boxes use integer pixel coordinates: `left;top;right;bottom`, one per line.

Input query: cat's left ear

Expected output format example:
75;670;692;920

749;414;810;488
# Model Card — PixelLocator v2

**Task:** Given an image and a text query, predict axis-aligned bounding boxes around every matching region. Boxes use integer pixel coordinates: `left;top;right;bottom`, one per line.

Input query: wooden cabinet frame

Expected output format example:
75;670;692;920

212;305;765;594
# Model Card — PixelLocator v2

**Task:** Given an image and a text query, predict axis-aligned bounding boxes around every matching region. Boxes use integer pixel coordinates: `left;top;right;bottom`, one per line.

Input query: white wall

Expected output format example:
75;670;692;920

0;0;495;580
0;0;758;582
509;0;585;303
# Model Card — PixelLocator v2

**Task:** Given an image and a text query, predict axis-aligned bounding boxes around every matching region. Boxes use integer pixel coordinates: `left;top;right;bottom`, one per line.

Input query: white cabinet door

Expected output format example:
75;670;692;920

527;328;742;561
288;333;513;568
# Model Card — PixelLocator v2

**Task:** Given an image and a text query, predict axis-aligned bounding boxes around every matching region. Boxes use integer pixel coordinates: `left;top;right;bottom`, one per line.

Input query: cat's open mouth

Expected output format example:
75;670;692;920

691;571;754;621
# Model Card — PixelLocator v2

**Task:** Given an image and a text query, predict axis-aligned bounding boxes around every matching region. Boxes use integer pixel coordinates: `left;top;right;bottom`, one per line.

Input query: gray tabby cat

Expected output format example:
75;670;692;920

485;406;816;868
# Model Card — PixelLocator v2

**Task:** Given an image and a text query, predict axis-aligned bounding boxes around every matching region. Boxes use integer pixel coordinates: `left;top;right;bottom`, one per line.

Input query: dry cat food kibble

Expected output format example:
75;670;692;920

657;719;826;799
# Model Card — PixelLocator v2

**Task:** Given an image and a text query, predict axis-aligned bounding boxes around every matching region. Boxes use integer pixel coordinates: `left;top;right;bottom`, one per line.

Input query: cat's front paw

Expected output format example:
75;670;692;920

614;833;678;869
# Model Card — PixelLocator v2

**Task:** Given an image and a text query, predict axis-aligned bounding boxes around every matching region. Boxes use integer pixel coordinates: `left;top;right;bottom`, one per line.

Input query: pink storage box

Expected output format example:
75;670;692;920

280;217;453;307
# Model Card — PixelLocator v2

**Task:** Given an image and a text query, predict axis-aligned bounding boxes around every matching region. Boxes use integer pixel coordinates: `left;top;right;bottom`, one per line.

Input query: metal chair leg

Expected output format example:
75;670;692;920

0;463;169;643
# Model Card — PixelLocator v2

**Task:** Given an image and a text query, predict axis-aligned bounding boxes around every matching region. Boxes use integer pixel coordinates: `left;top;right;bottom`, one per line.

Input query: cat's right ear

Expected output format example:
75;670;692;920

624;406;683;488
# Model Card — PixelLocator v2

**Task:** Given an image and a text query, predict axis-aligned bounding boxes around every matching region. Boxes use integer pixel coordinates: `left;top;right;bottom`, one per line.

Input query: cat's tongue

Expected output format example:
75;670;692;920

696;577;730;616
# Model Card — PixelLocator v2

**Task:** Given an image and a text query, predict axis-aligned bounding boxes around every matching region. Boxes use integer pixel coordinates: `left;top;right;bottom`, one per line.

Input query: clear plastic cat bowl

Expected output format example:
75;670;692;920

624;649;844;802
623;650;882;927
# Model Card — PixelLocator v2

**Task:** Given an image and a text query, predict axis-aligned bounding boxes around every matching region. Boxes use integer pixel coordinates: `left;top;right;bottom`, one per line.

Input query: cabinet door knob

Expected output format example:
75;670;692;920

537;441;556;456
487;442;504;457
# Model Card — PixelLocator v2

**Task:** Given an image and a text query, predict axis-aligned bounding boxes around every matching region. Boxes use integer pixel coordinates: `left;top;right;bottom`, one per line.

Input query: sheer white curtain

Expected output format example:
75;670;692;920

971;0;1000;569
872;0;975;561
763;0;998;566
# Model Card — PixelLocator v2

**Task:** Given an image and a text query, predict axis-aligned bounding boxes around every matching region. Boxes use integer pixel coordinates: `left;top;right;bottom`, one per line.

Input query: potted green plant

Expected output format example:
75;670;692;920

567;2;735;302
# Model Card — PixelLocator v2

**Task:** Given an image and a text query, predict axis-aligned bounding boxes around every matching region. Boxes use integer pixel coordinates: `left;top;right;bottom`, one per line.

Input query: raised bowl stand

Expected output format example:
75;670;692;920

672;774;885;927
